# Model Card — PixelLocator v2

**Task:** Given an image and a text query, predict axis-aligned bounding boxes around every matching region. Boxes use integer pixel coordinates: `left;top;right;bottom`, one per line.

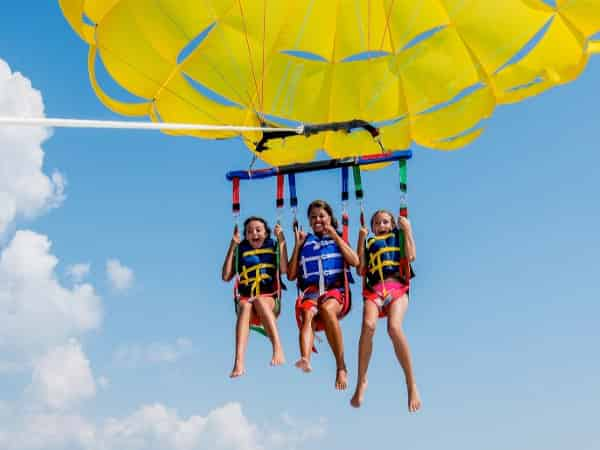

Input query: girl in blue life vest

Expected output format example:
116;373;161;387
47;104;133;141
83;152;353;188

350;209;421;412
287;200;359;391
221;216;288;378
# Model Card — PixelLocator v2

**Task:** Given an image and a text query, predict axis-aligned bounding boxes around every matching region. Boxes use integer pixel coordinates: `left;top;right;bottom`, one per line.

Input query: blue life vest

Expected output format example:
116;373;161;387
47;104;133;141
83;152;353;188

298;233;353;292
365;230;405;288
236;238;278;297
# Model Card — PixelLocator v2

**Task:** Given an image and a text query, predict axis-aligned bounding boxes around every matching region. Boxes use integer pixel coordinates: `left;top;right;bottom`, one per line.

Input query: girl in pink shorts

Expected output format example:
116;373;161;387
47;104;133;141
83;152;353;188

221;217;288;378
350;210;421;412
287;200;359;391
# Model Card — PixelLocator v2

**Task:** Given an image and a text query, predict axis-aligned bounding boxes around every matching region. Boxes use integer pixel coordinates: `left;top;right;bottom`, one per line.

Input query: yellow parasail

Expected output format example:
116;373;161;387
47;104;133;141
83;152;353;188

59;0;600;166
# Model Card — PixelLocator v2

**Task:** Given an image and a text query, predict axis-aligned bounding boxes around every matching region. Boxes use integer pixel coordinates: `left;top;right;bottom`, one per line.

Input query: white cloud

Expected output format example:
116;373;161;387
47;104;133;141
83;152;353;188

28;339;96;410
267;413;327;450
97;376;110;390
66;263;91;283
0;58;65;235
0;412;95;450
106;258;134;291
0;230;102;369
114;338;193;367
0;402;327;450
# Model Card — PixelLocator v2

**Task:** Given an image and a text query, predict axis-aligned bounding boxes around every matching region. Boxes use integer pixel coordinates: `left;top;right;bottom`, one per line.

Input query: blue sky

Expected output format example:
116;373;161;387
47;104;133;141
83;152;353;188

1;3;599;450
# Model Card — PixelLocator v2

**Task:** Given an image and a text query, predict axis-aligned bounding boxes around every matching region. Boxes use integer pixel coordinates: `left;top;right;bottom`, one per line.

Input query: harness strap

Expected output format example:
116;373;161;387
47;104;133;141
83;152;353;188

232;177;240;215
288;173;298;230
276;174;284;223
352;166;365;227
397;161;411;287
341;167;349;203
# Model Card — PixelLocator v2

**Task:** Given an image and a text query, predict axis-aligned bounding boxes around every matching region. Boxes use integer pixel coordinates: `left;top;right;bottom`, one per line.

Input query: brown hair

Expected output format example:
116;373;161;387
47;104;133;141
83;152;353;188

307;199;339;230
243;216;271;238
370;209;396;231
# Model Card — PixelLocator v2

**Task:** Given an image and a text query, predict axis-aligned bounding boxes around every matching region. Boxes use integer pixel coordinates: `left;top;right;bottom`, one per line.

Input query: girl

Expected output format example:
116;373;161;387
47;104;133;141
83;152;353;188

287;200;359;390
350;210;421;412
221;216;288;378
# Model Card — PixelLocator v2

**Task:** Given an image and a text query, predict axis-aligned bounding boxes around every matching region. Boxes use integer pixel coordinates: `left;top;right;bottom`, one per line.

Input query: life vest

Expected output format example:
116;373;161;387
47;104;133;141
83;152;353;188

365;229;409;288
236;238;278;298
298;233;353;293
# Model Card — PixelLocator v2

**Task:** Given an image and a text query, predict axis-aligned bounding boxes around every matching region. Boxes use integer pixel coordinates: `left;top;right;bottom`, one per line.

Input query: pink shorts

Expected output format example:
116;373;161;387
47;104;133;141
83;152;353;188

363;279;409;318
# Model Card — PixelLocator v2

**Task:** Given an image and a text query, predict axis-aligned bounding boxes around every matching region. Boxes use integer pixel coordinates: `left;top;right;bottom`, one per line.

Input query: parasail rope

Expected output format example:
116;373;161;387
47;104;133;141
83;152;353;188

0;117;303;134
237;0;262;114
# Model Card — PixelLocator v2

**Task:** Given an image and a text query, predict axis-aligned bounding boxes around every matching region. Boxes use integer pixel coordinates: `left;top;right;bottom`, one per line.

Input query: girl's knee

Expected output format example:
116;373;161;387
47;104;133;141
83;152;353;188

387;322;404;338
318;299;339;317
362;319;377;337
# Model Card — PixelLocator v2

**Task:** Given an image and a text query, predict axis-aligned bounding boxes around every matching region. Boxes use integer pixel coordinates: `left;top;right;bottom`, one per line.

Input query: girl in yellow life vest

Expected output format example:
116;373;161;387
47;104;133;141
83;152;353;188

350;210;421;412
221;217;288;378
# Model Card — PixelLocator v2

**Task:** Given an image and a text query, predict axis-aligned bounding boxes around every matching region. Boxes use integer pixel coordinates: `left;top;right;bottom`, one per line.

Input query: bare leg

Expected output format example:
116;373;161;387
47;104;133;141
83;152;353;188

319;299;347;390
295;307;316;372
253;296;285;366
388;295;421;412
231;302;252;378
350;301;380;407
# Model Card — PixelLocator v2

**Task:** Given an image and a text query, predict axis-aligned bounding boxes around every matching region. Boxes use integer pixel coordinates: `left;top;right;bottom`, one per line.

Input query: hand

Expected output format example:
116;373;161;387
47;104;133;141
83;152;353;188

274;223;285;242
231;227;241;245
294;226;307;246
323;223;337;237
358;226;369;240
397;216;412;233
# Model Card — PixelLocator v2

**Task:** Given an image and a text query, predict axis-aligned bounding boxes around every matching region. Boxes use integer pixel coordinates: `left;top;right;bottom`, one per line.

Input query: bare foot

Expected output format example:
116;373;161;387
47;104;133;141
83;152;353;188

350;379;368;407
229;364;245;378
335;367;348;390
270;349;285;366
294;357;312;373
408;384;422;412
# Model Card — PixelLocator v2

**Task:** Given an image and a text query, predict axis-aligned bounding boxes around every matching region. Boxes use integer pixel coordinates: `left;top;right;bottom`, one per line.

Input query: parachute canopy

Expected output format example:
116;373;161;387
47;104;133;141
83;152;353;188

59;0;600;165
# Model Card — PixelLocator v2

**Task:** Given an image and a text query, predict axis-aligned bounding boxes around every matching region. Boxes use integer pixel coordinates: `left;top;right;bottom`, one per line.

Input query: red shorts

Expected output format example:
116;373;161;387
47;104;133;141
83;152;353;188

295;286;350;332
362;279;409;318
237;293;279;326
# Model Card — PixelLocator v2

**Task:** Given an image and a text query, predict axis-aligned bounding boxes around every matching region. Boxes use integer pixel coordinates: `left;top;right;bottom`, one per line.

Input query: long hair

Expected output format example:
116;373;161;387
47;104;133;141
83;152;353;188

307;199;339;230
243;216;272;239
370;209;396;231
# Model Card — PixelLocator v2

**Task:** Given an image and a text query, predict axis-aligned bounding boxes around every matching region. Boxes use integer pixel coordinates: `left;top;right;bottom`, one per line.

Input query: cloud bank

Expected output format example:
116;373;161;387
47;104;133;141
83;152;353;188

0;59;64;236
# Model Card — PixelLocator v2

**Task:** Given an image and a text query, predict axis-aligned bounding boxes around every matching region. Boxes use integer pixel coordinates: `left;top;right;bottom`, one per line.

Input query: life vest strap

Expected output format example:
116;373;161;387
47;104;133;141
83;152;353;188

366;233;395;250
239;263;276;283
368;246;401;264
242;248;276;257
238;272;272;286
368;259;400;274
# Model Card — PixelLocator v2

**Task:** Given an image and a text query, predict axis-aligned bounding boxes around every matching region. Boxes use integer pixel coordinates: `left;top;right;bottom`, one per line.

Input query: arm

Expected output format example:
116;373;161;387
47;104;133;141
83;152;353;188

398;217;416;262
326;225;359;267
356;226;369;276
286;227;307;281
221;228;240;281
274;224;288;275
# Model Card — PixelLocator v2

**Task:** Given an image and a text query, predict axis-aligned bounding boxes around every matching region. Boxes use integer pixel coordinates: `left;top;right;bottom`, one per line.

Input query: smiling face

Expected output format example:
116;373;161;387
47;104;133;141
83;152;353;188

371;211;395;236
244;219;268;249
308;206;331;235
